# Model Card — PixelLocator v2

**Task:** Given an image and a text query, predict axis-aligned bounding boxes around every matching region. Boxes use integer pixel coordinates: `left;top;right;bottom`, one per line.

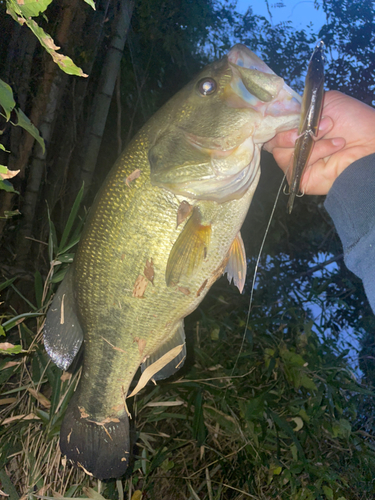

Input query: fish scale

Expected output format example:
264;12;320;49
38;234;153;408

44;44;302;479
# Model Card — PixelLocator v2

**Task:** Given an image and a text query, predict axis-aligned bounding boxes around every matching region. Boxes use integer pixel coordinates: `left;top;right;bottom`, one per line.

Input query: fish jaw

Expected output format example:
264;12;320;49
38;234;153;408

150;44;301;203
227;44;302;140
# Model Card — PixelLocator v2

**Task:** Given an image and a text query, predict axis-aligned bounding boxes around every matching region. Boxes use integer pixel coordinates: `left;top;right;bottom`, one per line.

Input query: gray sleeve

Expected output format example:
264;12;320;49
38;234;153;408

324;153;375;313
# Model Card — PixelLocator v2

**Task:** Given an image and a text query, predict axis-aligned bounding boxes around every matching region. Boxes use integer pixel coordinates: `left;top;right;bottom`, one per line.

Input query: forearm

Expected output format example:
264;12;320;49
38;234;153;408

324;153;375;313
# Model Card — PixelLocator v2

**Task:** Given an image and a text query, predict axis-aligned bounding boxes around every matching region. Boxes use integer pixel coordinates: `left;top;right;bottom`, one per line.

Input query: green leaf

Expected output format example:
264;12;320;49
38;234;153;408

0;179;17;193
83;487;107;500
0;79;16;120
58;183;84;252
271;465;282;475
0;343;23;354
269;410;306;461
245;395;265;421
1;312;43;331
6;0;87;78
83;0;96;9
192;390;206;446
7;0;52;18
11;284;37;311
281;347;305;367
0;469;19;500
54;253;75;264
26;19;88;77
3;210;21;218
298;373;317;391
13;108;45;154
322;486;333;500
50;266;69;284
204;406;237;434
0;277;16;292
57;235;81;255
291;416;304;432
336;418;351;439
34;271;43;309
47;208;57;262
35;408;50;425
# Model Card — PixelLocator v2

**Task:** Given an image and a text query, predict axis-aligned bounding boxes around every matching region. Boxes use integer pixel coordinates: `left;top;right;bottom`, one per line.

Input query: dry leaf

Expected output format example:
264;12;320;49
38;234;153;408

132;275;148;298
60;294;65;324
60;372;72;382
177;200;193;227
125;169;141;187
28;388;51;409
0;397;16;405
99;416;120;424
101;336;126;353
78;406;89;418
144;258;154;284
131;491;143;500
0;168;20;180
37;483;53;496
2;413;38;424
134;337;147;356
127;344;184;398
1;361;20;370
145;400;184;407
196;279;208;297
0;342;16;350
79;465;93;477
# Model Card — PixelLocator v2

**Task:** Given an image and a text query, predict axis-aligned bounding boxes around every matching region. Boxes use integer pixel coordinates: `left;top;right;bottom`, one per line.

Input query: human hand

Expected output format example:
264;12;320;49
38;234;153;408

264;90;375;195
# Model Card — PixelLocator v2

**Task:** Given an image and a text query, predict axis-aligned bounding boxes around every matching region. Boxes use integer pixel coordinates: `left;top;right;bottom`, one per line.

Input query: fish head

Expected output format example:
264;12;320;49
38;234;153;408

150;44;301;202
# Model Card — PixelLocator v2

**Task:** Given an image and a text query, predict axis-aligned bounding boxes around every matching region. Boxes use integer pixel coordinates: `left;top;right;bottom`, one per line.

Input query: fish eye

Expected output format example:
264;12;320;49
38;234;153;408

197;77;217;96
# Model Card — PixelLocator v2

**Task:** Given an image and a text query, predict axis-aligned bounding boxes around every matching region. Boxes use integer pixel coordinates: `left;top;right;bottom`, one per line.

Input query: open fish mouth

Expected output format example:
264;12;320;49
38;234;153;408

227;44;301;130
202;45;302;201
152;45;302;203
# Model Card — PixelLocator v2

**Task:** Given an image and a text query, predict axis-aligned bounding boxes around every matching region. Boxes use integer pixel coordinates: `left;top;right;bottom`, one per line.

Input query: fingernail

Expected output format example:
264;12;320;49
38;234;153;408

318;116;327;130
332;138;342;146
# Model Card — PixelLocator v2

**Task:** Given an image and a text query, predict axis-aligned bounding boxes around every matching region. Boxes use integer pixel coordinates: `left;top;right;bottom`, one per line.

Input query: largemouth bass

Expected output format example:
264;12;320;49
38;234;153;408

287;41;325;213
44;44;301;480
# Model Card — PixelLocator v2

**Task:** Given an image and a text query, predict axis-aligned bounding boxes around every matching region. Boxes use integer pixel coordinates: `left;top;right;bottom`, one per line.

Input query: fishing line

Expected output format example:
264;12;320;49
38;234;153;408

229;166;291;381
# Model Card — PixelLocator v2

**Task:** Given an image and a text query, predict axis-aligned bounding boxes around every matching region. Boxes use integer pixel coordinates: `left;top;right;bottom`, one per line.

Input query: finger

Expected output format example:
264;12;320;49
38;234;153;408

301;160;336;195
264;129;298;153
308;136;346;166
264;116;334;154
271;146;294;173
316;116;334;139
301;138;346;195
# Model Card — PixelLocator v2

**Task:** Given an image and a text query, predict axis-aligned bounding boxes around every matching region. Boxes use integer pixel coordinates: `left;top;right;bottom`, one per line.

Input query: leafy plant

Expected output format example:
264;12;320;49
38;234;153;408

5;0;94;77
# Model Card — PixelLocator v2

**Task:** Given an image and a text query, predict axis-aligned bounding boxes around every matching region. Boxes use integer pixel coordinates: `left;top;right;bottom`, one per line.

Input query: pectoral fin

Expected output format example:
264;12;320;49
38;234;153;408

43;267;84;370
166;207;211;286
225;232;247;293
141;321;186;381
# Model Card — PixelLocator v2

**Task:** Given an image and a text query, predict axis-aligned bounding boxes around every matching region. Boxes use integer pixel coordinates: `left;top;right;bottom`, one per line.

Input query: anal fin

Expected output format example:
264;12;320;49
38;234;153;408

141;321;186;381
224;231;247;293
166;206;211;286
44;267;84;370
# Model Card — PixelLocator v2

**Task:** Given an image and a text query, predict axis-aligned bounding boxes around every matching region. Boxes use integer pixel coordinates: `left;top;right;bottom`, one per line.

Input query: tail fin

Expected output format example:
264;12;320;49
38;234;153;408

60;394;130;480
